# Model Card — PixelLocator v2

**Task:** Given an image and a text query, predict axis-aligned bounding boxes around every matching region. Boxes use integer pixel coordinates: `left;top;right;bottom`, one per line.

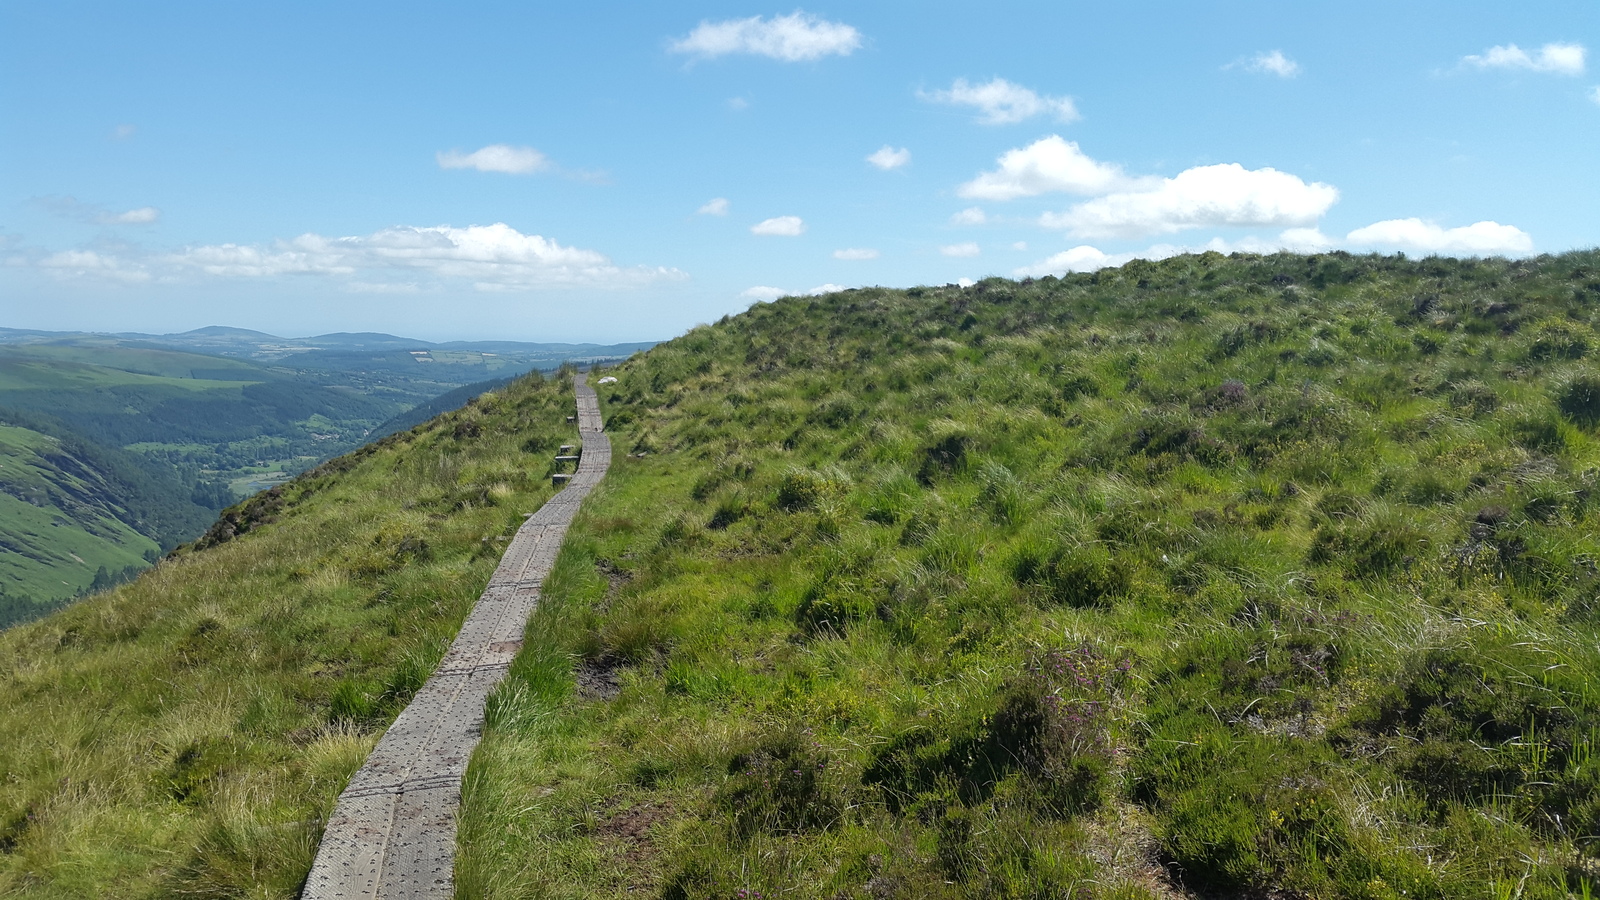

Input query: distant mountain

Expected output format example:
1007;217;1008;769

0;326;657;364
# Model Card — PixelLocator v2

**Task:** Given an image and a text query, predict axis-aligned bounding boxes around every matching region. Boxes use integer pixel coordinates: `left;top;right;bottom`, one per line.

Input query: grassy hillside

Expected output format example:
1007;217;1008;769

5;251;1600;899
0;371;578;896
0;411;217;622
454;251;1600;900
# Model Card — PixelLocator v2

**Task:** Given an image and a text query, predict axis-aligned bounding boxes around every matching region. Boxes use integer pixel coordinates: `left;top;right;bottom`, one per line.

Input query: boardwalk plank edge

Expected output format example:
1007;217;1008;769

303;373;611;899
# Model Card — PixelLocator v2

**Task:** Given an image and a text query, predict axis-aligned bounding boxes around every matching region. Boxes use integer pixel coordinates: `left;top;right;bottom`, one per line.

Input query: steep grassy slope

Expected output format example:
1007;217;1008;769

0;372;577;897
0;412;216;621
457;252;1600;900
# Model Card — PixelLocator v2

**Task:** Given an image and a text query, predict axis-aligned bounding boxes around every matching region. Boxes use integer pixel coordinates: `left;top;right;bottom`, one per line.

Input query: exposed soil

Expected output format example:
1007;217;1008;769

596;799;673;892
576;652;624;701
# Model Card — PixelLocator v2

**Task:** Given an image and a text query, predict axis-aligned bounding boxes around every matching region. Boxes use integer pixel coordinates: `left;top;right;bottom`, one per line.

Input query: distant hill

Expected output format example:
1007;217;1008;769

0;330;655;625
0;408;211;624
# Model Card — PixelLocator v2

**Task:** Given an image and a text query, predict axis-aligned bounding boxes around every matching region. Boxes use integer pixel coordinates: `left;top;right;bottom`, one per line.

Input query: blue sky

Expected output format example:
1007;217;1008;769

2;1;1597;343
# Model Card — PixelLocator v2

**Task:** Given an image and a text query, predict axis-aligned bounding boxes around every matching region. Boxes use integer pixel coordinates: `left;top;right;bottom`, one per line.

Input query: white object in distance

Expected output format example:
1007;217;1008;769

596;376;619;384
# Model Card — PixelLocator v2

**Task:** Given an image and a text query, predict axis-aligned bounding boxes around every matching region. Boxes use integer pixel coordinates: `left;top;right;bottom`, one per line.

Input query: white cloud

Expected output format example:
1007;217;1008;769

741;285;789;301
728;97;750;111
1462;42;1585;76
833;248;879;260
940;242;981;258
920;77;1078;125
1012;241;1028;251
106;207;159;224
1345;218;1533;256
956;278;976;288
1015;245;1128;277
436;144;550;175
35;196;160;225
113;124;137;140
807;283;847;295
345;281;421;294
867;145;910;170
1230;50;1301;78
22;222;683;290
1039;163;1339;239
670;13;861;62
35;249;152;282
751;215;805;236
698;197;730;216
951;207;987;226
1590;85;1600;105
958;136;1141;201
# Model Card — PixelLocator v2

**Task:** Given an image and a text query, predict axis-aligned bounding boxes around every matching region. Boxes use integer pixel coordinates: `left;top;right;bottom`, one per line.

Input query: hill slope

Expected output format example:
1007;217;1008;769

4;251;1600;899
456;251;1600;900
0;371;578;896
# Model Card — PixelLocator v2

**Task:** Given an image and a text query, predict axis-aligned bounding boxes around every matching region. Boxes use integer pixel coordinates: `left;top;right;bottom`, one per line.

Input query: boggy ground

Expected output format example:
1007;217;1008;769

458;251;1600;900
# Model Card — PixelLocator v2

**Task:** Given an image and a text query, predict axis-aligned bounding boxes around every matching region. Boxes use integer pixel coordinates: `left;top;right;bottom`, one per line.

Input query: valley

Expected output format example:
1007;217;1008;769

0;327;652;621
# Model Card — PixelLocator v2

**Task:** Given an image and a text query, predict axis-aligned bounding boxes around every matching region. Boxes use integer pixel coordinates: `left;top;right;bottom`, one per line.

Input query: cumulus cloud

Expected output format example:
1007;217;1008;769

670;12;861;62
1230;50;1301;78
1014;246;1128;277
867;145;911;170
698;197;730;215
24;223;684;289
958;136;1140;201
940;242;981;258
833;248;879;260
951;207;987;226
741;285;789;301
1462;42;1585;75
1039;163;1339;239
807;283;847;295
920;77;1078;125
751;215;805;236
436;144;550;174
1345;218;1533;256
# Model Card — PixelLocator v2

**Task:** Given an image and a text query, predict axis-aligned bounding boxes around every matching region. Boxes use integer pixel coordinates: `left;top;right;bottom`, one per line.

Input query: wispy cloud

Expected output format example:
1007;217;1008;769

112;124;137;140
958;136;1142;201
940;242;980;258
1228;49;1301;78
1462;42;1585;76
751;216;805;236
698;197;730;216
866;146;910;170
833;248;879;260
950;207;987;226
670;12;861;62
920;77;1078;125
35;195;160;226
1591;86;1600;105
436;144;550;174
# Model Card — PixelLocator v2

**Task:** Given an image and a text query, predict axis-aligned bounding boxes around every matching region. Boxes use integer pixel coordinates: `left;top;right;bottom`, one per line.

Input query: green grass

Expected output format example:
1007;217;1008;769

0;372;578;897
455;251;1600;900
0;424;161;613
7;251;1600;898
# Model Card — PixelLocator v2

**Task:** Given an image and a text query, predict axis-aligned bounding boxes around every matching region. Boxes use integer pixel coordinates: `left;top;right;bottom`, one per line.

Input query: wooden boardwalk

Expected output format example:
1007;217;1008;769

303;374;610;898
